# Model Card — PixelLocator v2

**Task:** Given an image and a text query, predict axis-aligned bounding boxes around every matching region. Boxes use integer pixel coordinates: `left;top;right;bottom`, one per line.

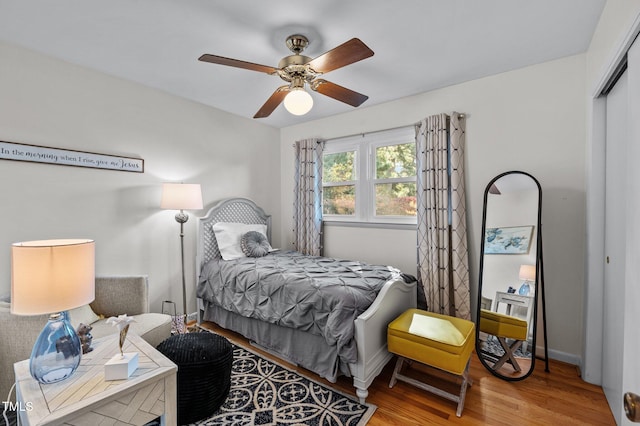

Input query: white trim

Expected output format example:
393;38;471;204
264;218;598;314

591;13;640;97
323;220;416;230
541;345;581;367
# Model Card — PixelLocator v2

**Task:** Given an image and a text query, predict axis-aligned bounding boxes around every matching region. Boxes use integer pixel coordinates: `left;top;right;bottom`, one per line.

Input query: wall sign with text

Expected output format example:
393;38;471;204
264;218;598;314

0;140;144;173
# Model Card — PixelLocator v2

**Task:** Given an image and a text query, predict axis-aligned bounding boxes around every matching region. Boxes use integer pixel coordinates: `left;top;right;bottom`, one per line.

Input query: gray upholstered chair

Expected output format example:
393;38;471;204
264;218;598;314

0;275;172;401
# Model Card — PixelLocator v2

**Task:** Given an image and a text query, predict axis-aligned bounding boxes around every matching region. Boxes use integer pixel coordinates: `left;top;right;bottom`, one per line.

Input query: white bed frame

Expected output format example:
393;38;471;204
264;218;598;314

195;197;417;403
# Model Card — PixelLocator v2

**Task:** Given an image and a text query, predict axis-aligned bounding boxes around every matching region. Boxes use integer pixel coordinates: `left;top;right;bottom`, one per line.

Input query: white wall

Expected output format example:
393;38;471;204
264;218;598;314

280;54;586;362
0;41;281;314
582;0;640;384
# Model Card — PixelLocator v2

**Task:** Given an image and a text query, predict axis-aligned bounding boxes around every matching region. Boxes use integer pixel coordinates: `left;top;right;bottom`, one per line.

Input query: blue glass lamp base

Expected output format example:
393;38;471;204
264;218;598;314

518;281;531;296
30;312;82;384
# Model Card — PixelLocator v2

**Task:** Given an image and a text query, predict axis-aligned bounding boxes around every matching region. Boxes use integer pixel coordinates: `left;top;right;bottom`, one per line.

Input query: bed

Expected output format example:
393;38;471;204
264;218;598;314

195;197;417;402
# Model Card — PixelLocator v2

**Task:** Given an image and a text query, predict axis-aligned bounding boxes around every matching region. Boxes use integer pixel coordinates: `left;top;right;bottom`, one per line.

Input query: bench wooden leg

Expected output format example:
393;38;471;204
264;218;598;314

389;356;404;388
493;337;524;372
456;360;471;417
389;356;472;417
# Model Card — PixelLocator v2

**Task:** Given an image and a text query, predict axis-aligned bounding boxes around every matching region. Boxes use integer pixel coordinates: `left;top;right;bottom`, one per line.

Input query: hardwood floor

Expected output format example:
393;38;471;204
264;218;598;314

200;322;615;425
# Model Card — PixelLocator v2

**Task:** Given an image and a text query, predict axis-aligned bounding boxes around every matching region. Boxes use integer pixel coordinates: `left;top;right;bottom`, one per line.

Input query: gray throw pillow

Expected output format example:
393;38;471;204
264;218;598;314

240;231;270;257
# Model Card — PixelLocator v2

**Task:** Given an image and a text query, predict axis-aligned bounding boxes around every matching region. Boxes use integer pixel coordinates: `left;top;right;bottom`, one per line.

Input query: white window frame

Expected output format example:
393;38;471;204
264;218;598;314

322;126;416;225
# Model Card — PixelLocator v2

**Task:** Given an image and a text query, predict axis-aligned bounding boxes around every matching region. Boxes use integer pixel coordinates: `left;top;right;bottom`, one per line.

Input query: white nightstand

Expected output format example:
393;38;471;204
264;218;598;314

14;333;177;426
493;291;535;351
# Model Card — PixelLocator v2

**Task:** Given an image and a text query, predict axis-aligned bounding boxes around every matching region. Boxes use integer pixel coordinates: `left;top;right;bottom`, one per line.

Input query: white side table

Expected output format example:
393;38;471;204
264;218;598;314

493;291;535;351
14;333;177;426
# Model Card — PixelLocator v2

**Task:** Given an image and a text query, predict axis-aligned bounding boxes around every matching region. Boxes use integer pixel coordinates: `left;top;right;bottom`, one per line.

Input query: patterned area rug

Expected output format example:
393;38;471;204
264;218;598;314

2;409;16;426
3;331;374;426
189;343;375;425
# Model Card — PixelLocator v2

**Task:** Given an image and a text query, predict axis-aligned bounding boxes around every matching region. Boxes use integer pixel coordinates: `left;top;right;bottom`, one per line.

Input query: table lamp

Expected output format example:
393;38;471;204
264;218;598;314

161;183;203;328
518;264;536;296
11;239;95;384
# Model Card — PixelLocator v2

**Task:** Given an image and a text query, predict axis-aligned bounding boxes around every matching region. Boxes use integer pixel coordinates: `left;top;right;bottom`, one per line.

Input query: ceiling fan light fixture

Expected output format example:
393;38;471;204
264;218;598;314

199;36;373;118
283;88;313;116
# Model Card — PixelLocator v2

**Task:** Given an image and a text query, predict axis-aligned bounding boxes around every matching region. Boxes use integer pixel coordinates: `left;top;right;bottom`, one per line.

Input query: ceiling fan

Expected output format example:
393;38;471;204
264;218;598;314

198;34;374;118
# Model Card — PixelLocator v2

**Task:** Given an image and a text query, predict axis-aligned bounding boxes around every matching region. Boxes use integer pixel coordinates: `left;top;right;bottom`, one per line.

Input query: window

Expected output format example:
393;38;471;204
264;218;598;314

322;127;417;225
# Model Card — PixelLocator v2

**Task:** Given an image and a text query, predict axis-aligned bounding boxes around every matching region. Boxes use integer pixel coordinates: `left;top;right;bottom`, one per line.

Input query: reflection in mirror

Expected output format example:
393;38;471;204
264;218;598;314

476;171;547;381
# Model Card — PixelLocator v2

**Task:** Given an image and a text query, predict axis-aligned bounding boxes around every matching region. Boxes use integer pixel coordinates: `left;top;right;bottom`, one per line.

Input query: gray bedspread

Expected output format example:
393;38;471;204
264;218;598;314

196;250;404;363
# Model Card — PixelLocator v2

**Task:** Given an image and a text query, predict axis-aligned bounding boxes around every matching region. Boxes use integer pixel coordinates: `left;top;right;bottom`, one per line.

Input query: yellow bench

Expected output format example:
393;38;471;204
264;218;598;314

479;309;528;372
387;308;475;417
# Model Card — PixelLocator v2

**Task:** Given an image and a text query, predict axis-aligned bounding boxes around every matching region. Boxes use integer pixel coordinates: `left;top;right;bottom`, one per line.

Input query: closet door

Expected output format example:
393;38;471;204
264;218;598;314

621;37;640;424
603;37;640;424
603;68;627;426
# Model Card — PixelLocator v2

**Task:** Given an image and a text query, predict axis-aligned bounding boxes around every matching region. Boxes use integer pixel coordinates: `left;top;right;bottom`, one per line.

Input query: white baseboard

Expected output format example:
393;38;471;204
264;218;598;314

538;345;581;367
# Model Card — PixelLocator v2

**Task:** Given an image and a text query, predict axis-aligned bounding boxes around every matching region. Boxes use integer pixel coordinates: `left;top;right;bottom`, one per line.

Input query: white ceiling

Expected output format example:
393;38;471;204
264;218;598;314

0;0;606;128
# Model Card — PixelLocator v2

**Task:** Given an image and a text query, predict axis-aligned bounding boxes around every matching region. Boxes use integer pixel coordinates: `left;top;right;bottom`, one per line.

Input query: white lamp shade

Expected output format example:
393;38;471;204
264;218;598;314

11;239;95;315
519;264;536;282
160;183;203;210
284;89;313;115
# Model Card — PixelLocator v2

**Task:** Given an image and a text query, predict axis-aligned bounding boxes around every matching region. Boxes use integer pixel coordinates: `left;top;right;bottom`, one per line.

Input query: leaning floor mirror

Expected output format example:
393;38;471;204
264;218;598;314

476;171;549;380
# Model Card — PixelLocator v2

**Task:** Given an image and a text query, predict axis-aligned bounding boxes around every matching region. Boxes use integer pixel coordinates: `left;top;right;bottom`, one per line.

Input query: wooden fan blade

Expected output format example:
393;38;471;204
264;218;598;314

254;86;290;118
307;38;374;74
311;79;368;107
198;54;278;75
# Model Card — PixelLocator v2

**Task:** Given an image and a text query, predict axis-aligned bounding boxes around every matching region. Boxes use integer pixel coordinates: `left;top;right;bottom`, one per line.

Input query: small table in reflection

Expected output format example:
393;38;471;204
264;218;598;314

493;291;535;351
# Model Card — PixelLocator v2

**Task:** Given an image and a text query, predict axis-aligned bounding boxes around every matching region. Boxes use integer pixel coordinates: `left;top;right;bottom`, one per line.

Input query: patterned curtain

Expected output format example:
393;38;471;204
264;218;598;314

293;138;325;255
416;112;470;319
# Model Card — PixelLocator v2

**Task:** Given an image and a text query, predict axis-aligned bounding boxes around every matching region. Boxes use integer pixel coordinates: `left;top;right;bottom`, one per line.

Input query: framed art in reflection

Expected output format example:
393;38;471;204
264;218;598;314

484;225;534;254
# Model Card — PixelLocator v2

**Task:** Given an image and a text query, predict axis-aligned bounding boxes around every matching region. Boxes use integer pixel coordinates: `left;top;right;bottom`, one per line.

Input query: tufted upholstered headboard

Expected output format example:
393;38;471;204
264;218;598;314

196;198;272;272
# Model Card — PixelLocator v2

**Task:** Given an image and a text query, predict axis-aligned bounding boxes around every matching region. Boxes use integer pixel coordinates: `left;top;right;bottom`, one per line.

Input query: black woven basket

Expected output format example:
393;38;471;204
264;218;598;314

157;333;233;425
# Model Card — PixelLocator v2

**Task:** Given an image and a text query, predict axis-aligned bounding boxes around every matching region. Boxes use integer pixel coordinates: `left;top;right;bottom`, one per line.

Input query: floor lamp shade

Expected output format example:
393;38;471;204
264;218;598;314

160;183;203;210
11;239;95;383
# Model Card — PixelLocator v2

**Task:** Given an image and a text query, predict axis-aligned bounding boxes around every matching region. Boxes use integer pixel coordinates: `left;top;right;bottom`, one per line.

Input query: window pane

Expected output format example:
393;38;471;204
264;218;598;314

375;182;417;216
323;151;355;183
323;185;355;215
376;143;416;179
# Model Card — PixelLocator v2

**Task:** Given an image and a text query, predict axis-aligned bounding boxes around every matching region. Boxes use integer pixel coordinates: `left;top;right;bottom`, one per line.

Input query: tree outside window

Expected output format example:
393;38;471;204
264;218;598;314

374;143;416;217
323;151;356;215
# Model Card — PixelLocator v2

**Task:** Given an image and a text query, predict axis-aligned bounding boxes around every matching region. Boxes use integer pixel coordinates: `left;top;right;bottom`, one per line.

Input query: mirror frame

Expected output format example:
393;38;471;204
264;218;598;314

475;170;548;381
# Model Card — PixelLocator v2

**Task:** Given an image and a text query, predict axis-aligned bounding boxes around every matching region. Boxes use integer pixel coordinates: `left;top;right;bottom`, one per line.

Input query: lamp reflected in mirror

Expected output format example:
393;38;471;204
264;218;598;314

518;264;536;296
476;171;548;381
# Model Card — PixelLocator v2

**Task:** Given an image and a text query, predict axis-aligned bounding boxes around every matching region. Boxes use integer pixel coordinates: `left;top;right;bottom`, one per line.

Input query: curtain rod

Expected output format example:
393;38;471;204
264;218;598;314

325;123;416;142
292;113;465;145
324;113;465;142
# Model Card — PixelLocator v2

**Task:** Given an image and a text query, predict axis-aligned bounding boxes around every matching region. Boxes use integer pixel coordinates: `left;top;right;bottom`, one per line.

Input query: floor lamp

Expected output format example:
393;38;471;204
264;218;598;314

161;183;203;330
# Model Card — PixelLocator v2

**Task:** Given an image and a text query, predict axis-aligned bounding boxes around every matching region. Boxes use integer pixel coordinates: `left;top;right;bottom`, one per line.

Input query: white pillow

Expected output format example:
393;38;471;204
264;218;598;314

212;222;269;260
408;313;465;346
67;304;101;328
